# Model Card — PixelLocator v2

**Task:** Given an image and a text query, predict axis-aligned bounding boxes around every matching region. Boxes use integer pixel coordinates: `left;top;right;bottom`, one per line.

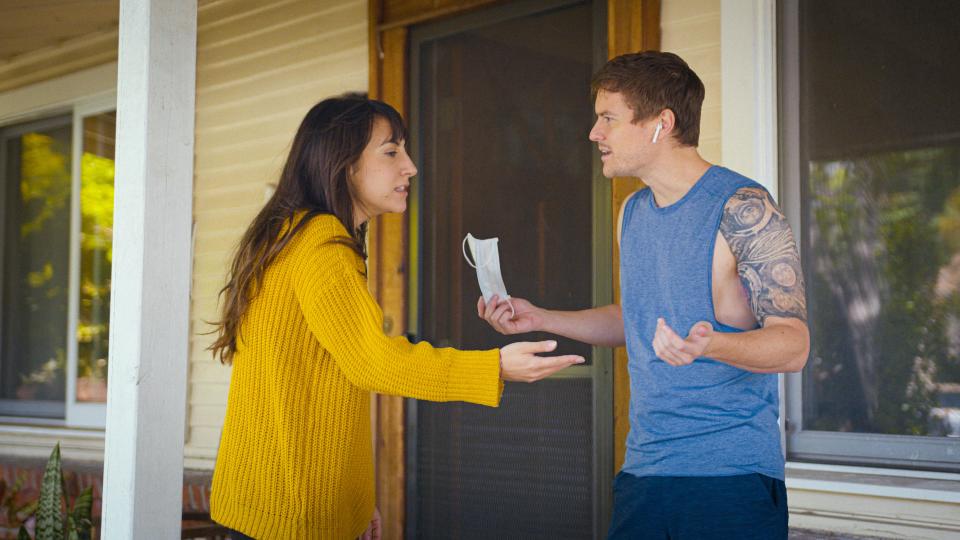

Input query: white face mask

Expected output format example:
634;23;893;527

462;233;515;317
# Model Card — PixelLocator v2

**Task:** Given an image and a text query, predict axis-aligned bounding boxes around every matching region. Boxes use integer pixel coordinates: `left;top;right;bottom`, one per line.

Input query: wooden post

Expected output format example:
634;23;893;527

608;0;661;473
101;0;196;537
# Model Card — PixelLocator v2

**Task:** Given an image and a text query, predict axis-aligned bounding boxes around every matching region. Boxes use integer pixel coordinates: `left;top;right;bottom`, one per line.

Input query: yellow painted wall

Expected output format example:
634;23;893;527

660;0;721;163
186;0;369;468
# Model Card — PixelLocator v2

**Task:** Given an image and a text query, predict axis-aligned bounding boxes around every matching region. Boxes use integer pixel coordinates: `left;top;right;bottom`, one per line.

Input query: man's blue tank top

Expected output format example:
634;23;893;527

619;165;784;480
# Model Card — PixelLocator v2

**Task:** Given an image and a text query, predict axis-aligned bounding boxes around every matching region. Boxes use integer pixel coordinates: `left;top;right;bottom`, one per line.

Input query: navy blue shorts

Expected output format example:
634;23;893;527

607;472;788;540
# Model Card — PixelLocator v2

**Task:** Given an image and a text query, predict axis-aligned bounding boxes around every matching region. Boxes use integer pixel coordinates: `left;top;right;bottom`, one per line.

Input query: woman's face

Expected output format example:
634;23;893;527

350;116;417;226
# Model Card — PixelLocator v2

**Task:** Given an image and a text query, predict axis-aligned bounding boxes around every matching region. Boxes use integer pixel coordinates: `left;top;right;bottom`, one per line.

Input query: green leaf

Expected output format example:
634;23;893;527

17;499;39;519
66;515;80;540
17;524;32;540
75;517;93;540
70;487;93;521
35;443;63;540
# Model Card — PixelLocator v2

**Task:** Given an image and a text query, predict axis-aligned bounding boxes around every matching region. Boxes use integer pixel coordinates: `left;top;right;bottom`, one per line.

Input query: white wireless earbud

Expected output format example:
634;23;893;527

652;121;663;144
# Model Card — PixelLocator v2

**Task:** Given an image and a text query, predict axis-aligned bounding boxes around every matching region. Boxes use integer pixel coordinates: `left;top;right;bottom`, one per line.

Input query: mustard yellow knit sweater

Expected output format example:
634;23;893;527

210;214;502;539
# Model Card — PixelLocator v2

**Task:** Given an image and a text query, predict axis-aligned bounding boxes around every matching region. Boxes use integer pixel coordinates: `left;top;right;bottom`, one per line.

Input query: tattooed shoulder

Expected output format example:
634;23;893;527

719;187;807;324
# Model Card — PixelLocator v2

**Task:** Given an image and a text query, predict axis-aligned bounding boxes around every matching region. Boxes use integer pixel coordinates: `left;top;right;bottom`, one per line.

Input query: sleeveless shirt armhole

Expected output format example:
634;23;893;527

620;190;643;243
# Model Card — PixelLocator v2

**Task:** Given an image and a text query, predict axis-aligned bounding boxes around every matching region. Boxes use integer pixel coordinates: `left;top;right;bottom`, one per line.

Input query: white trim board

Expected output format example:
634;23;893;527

720;0;778;198
0;63;117;126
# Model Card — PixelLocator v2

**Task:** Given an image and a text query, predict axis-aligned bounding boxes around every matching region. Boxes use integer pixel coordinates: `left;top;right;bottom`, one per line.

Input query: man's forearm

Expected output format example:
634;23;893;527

541;304;625;348
703;320;809;373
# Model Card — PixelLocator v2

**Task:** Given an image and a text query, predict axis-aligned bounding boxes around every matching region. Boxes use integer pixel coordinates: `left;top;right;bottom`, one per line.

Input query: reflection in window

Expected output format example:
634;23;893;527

1;110;115;418
77;112;115;403
805;146;960;437
794;0;960;443
1;121;72;415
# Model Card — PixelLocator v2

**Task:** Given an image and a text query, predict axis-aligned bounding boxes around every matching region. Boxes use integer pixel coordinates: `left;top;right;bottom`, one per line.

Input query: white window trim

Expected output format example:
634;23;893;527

66;95;117;429
720;0;787;455
786;462;960;504
0;63;117;432
720;0;778;198
0;63;117;126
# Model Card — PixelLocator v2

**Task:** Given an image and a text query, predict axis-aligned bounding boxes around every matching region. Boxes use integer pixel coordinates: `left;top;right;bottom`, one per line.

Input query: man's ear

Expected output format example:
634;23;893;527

658;109;676;139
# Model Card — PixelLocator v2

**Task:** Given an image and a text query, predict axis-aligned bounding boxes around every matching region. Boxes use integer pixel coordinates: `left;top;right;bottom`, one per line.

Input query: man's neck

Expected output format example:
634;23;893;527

640;147;713;208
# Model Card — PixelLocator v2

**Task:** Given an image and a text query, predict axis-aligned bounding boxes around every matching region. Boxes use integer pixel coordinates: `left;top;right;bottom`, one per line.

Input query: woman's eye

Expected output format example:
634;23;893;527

386;151;398;157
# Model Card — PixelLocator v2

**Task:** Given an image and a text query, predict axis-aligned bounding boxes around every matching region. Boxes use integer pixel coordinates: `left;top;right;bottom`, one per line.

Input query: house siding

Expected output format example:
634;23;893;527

660;0;721;163
186;0;369;469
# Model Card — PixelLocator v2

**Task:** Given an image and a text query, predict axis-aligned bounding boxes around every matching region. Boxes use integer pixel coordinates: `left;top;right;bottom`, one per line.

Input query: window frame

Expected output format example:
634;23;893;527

66;94;116;428
777;0;960;472
0;90;116;429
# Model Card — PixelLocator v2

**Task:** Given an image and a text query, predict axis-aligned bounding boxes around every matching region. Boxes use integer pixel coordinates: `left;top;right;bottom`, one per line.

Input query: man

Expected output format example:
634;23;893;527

479;51;809;539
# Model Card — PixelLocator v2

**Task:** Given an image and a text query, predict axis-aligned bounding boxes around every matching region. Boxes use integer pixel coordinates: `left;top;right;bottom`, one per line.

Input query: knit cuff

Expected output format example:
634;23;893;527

446;349;503;407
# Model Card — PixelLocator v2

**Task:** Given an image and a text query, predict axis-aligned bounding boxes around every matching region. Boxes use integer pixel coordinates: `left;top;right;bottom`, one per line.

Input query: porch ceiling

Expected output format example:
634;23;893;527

0;0;119;62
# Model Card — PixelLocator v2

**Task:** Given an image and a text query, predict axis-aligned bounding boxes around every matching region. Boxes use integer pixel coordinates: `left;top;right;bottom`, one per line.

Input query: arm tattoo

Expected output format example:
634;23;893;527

719;187;807;324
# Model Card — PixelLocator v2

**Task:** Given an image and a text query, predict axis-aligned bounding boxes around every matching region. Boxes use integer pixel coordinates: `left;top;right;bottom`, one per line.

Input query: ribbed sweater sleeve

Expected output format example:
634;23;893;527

292;235;503;407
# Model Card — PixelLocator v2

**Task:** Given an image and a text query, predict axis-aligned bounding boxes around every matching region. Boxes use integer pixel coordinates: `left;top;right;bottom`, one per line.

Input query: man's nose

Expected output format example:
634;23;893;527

589;122;604;142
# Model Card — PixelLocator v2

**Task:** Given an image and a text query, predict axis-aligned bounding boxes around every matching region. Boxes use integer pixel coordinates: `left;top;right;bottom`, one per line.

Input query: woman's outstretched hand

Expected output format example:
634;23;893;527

499;340;584;382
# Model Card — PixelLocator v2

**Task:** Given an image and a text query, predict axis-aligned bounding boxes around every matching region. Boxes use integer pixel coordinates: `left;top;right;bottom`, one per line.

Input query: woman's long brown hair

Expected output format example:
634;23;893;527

208;95;407;364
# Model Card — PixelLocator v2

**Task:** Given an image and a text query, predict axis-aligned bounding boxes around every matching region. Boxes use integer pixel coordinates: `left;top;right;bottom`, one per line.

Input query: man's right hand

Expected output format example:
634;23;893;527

478;295;545;335
499;340;584;382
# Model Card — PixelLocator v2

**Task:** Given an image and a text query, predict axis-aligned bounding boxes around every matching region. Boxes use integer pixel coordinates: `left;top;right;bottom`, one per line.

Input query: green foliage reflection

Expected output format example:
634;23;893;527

807;147;960;436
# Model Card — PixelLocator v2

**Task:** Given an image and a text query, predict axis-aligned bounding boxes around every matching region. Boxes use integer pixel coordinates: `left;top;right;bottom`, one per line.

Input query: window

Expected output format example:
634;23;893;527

0;100;115;427
780;0;960;470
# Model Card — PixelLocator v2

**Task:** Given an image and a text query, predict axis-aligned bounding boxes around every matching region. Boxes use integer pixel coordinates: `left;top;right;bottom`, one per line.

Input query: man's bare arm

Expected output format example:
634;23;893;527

720;187;807;324
480;296;625;348
652;187;810;373
709;187;809;371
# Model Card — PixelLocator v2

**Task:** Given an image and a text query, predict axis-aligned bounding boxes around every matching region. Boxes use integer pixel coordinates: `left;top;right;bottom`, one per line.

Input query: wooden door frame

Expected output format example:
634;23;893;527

367;1;659;537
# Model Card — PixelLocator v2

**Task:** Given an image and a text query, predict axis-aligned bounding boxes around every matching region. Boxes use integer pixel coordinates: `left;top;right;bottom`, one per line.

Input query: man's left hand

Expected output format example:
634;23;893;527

652;318;713;366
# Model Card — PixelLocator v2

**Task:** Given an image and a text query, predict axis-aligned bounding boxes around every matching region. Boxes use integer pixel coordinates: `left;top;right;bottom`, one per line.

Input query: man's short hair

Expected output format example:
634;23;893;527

591;51;705;147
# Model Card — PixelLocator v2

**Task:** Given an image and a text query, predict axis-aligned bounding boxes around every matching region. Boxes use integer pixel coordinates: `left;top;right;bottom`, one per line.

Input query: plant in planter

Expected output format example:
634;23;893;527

0;473;38;537
16;444;93;540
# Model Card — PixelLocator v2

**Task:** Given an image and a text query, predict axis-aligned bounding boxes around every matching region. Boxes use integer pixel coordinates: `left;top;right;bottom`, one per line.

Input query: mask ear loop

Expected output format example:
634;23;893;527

462;236;478;268
462;235;495;268
462;236;516;318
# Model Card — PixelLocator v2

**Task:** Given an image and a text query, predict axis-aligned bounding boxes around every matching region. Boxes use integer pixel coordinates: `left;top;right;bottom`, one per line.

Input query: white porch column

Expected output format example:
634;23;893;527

102;0;196;537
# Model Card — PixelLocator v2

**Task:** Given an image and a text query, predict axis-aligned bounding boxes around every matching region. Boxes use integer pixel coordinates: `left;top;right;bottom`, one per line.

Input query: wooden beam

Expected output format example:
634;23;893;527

607;0;660;473
370;18;409;540
101;0;196;536
607;0;661;58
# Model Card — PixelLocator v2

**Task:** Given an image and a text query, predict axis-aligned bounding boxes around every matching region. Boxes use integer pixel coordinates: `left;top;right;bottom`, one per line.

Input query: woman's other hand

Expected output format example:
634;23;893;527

499;340;584;382
360;506;381;540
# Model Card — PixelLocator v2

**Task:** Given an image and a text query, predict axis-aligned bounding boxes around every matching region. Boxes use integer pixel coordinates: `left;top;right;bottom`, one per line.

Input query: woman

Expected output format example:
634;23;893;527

207;95;584;539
